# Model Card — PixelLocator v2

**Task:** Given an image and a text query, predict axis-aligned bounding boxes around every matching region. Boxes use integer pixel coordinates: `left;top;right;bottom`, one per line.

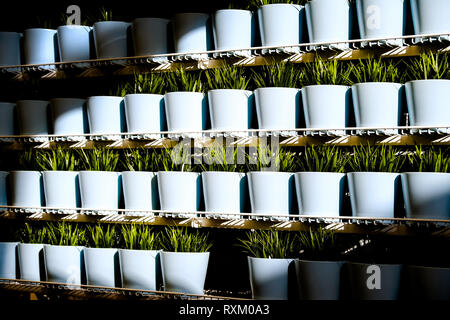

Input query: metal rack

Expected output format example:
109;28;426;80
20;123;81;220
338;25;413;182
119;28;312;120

0;33;449;80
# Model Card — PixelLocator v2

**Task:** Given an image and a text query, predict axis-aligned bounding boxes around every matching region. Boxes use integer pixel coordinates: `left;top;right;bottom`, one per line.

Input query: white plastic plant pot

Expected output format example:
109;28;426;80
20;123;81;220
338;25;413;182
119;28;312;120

212;9;254;57
207;89;253;137
295;259;344;300
50;98;87;138
57;25;93;67
405;80;450;134
257;4;304;54
305;0;351;50
0;32;22;71
351;83;402;135
356;0;406;47
172;13;212;59
163;92;207;139
0;171;8;210
248;257;293;300
294;172;345;217
404;265;450;300
201;171;246;218
23;28;58;70
0;102;16;138
301;85;351;136
18;243;45;281
0;242;18;279
42;171;79;213
9;171;44;211
247;172;295;220
131;18;170;63
254;87;300;137
119;249;160;290
410;0;450;43
347;262;403;300
43;244;84;285
86;96;125;138
157;171;201;217
160;251;210;295
78;171;121;214
84;248;120;288
124;94;165;139
401;172;450;220
347;172;400;219
16;100;49;141
121;171;158;216
93;21;130;60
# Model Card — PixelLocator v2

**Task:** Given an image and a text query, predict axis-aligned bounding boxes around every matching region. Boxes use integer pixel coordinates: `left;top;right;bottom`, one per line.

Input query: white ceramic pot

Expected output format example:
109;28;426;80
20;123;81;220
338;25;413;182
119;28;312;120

57;25;93;63
172;13;212;56
248;257;293;300
410;0;450;41
207;89;253;136
16;100;49;137
121;171;158;215
295;259;344;300
301;85;351;135
119;249;160;290
401;172;450;220
43;244;84;284
0;242;19;279
18;243;45;281
157;171;201;214
42;171;79;209
160;251;210;295
86;96;125;136
247;171;295;217
201;171;246;215
131;18;170;56
164;92;207;138
404;265;450;300
78;171;121;211
84;247;119;288
0;32;22;67
9;171;44;208
23;28;58;69
0;102;15;136
93;21;130;59
0;171;8;209
294;172;346;217
50;98;87;136
348;172;401;219
124;93;165;138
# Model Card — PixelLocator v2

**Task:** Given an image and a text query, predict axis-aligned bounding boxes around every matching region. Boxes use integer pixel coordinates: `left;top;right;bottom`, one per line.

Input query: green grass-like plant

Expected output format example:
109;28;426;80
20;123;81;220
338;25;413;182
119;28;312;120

77;148;120;171
18;149;43;171
348;144;406;173
407;146;450;173
297;145;349;173
34;147;79;171
247;145;299;172
167;68;204;92
86;224;119;248
351;57;400;83
300;57;353;86
121;224;160;250
252;62;301;88
297;227;341;260
99;7;114;21
237;230;297;259
122;148;162;172
160;226;212;252
18;223;48;244
206;65;250;90
405;51;449;81
200;143;246;172
45;222;87;246
120;73;166;96
159;146;200;172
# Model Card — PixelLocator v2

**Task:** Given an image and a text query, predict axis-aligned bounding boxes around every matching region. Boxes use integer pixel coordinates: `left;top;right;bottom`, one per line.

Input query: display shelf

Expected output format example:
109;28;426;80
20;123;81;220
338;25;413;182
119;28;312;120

0;33;449;81
2;206;449;238
0;126;449;150
0;278;248;301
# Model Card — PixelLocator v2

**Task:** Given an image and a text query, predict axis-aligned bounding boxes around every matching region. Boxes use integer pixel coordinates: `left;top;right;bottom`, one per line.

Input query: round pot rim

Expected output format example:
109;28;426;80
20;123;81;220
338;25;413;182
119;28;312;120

87;95;123;100
214;8;253;13
157;171;200;176
295;259;346;264
405;79;450;83
254;87;300;91
295;171;346;175
84;247;118;252
93;21;129;26
43;244;85;249
352;82;402;86
78;170;120;174
0;31;22;35
347;171;400;175
401;171;449;175
0;241;19;245
201;171;244;175
161;251;210;255
164;91;205;96
57;25;92;29
259;3;303;9
347;261;403;267
9;170;41;174
121;170;156;174
16;100;49;103
172;12;210;18
50;97;86;102
301;84;351;89
18;242;44;247
124;93;164;98
24;28;57;32
208;89;253;93
406;264;450;271
42;170;78;174
132;17;171;23
118;248;161;253
0;102;16;105
248;256;294;261
247;171;294;176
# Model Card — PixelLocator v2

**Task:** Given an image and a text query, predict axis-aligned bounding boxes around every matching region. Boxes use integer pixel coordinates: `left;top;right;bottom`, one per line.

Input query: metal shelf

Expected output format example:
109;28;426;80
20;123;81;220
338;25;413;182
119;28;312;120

0;278;248;301
0;126;449;149
0;33;449;81
1;206;449;238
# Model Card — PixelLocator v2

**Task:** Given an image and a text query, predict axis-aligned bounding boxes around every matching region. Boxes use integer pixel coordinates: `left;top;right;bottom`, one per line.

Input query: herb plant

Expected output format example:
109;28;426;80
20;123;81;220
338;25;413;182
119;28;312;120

297;145;349;173
407;146;450;173
247;145;299;172
34;147;79;171
252;62;302;88
300;57;353;86
160;226;212;253
122;148;162;172
18;223;48;244
351;57;400;83
121;224;160;250
237;230;297;259
86;224;120;248
206;65;250;90
77;147;120;171
405;51;449;81
297;227;342;260
167;68;204;92
120;72;166;95
46;222;87;246
200;143;246;172
348;144;406;173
